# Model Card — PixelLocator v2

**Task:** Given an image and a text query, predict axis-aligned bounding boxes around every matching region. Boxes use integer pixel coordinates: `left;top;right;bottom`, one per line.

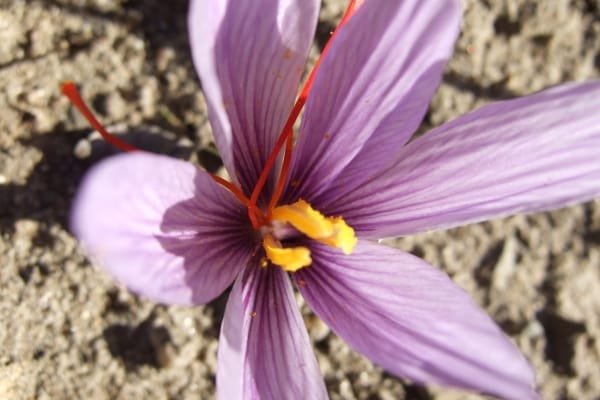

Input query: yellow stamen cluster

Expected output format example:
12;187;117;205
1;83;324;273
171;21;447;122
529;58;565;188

262;200;357;272
263;235;311;272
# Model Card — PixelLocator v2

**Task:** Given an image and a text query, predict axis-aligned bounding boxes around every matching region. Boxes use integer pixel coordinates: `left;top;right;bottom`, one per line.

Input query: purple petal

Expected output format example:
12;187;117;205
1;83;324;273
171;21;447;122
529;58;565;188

295;241;538;399
188;0;319;194
328;81;600;238
217;265;326;400
71;152;254;305
284;0;461;202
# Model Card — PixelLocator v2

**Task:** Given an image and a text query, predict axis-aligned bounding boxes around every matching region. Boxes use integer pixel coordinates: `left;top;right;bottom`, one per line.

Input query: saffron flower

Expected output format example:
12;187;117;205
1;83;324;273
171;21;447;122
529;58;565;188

68;0;600;399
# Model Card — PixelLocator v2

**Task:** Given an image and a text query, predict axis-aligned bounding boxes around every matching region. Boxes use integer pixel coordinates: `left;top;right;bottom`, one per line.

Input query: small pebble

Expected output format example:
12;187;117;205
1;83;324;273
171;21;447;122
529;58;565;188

492;235;518;290
339;379;356;400
15;219;39;239
378;389;397;400
26;88;48;106
309;317;330;342
73;139;92;159
523;320;545;339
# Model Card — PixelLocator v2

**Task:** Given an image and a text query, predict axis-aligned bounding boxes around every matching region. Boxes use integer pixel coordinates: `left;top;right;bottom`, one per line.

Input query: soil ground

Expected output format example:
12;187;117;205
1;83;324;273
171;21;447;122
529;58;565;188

1;0;599;399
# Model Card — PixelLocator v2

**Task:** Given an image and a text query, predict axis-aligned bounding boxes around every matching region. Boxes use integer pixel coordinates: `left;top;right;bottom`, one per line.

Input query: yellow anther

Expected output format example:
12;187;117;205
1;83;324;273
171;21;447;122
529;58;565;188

263;234;311;272
320;217;357;255
272;199;334;239
271;199;357;254
262;200;356;272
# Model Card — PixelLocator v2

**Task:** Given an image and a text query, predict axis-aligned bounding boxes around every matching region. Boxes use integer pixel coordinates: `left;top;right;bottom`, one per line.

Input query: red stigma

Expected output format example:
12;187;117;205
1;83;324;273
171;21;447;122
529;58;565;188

62;0;362;231
61;81;257;214
248;0;361;228
60;81;139;153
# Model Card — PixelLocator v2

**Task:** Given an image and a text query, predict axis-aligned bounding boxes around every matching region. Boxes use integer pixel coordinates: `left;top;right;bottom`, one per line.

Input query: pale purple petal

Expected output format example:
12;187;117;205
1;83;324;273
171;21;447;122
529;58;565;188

326;81;600;238
71;152;254;305
295;241;538;399
188;0;319;194
284;0;461;202
217;265;326;400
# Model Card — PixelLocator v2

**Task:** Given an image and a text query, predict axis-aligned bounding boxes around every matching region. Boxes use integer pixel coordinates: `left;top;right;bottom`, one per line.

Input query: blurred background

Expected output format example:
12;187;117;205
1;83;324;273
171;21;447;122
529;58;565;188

1;0;599;398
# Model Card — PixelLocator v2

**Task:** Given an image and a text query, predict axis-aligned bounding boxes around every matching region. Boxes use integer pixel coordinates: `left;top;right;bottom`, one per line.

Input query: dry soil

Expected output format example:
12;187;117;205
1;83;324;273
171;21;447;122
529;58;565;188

1;0;600;399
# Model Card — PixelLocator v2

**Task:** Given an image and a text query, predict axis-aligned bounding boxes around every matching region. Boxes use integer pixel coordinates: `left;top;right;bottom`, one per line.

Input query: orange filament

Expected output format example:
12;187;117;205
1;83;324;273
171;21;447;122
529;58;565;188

61;82;139;153
210;176;265;222
249;0;362;226
211;175;248;205
60;81;257;210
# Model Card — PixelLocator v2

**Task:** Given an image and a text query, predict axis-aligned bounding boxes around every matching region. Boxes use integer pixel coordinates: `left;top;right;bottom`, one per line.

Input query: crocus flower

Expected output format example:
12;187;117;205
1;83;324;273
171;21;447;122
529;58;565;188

67;0;600;399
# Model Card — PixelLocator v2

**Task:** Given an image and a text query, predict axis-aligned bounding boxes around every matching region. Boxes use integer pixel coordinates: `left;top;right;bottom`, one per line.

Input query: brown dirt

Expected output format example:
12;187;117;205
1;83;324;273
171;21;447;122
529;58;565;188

1;0;599;399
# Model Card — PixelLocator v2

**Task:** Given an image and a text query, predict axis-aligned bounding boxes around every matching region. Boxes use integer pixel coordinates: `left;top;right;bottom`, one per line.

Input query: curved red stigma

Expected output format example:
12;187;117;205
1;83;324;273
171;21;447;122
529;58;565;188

63;0;362;231
248;0;362;225
61;81;139;153
61;81;257;213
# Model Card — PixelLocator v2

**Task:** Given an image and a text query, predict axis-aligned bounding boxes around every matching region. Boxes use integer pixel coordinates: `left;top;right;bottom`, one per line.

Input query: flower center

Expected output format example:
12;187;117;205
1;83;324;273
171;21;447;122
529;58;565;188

260;199;357;272
60;1;364;272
